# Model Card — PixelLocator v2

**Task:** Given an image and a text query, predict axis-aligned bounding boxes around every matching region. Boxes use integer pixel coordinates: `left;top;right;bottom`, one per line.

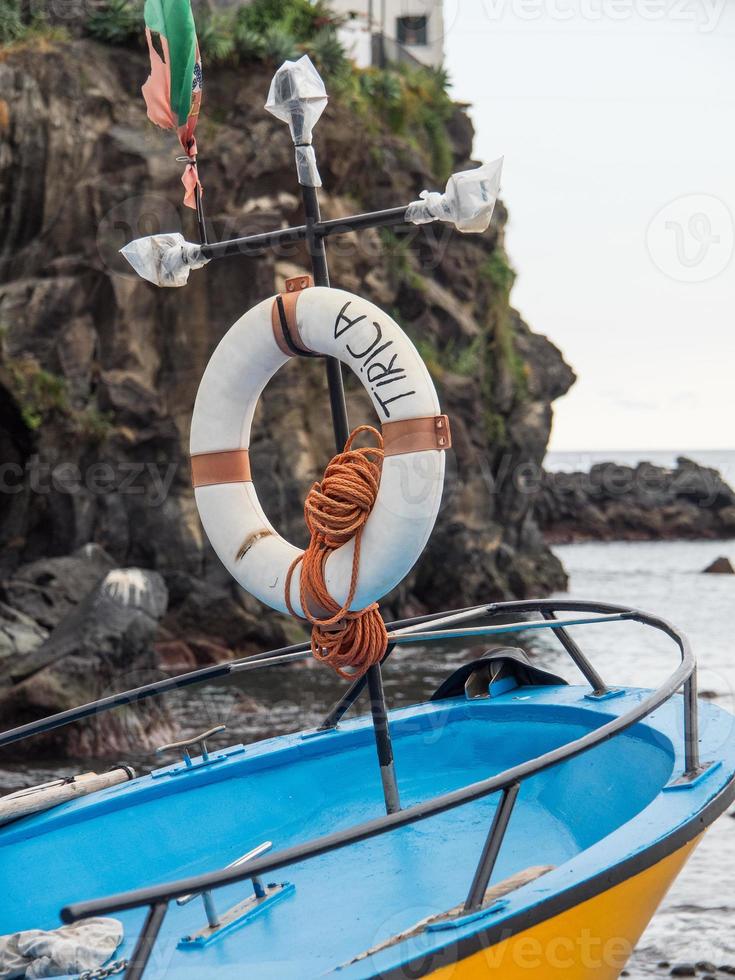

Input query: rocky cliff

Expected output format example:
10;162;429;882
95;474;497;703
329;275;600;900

0;37;574;748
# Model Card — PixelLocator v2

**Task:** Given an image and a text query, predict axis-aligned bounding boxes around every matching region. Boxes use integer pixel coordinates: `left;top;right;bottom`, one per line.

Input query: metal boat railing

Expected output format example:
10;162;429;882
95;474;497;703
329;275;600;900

0;599;703;980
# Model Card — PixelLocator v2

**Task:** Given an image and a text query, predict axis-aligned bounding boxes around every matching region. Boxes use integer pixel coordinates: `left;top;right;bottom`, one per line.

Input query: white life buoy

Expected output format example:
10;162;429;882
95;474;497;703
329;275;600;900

190;280;451;618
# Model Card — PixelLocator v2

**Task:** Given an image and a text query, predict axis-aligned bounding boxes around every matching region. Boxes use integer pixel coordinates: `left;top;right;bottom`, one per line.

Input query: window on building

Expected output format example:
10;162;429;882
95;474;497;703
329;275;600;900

396;15;428;46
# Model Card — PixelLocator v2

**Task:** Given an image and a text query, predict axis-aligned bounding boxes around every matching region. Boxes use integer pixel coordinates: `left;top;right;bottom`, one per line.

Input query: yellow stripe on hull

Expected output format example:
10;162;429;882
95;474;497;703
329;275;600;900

427;836;700;980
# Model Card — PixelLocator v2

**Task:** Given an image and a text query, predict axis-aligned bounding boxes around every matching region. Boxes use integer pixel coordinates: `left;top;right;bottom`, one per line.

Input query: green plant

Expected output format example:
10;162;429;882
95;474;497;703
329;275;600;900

261;23;298;63
230;0;340;66
0;0;23;44
234;24;266;61
445;337;481;376
7;359;69;431
379;228;415;289
86;0;142;45
3;356;113;441
422;108;453;185
198;10;236;64
306;25;349;79
484;408;507;446
476;245;529;436
344;62;455;182
480;247;516;296
235;0;333;41
411;337;442;379
75;407;114;442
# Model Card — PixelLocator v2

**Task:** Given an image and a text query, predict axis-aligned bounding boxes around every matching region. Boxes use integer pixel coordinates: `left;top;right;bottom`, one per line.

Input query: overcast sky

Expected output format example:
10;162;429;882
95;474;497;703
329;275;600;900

443;0;734;450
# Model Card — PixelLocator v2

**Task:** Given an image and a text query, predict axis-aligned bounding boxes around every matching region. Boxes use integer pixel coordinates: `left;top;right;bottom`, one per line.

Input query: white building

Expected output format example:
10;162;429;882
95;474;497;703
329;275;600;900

333;0;445;69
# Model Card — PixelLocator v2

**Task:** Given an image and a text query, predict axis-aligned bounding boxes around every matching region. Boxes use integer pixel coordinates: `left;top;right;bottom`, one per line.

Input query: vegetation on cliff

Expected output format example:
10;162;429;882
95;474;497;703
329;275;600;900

1;0;455;182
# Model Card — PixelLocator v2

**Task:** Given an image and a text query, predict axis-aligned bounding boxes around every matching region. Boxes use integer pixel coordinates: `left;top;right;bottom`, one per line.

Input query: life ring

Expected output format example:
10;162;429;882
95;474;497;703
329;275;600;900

189;279;451;618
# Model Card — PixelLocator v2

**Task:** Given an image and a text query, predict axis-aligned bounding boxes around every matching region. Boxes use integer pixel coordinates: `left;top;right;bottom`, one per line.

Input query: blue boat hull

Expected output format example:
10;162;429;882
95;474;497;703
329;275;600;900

2;684;733;978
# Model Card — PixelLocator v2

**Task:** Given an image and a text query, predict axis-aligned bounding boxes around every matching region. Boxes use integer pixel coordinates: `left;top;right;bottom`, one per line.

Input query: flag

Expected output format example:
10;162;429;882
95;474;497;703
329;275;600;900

141;0;203;209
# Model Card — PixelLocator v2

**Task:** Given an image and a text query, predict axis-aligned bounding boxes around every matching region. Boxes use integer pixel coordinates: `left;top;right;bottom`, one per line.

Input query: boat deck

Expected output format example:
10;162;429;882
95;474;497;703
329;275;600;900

2;685;734;978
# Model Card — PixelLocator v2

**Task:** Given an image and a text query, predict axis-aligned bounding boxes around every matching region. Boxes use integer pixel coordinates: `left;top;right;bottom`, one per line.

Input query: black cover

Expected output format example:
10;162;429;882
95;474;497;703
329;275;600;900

430;646;568;701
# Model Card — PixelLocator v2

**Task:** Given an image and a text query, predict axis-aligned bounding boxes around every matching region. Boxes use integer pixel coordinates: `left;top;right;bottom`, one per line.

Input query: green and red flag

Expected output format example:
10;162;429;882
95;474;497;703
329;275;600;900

141;0;203;209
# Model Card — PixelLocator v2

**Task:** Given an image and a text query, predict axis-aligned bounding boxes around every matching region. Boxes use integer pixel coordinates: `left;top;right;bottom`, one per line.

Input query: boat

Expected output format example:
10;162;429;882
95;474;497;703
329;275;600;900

1;600;734;979
1;39;733;980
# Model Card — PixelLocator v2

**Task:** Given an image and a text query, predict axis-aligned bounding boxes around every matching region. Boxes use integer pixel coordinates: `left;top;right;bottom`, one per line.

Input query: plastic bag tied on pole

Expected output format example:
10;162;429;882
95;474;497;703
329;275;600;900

120;233;209;287
265;55;327;188
406;159;504;233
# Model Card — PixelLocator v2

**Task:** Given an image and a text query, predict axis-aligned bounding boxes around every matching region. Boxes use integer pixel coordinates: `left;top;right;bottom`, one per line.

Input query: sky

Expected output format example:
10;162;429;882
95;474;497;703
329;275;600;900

442;0;734;451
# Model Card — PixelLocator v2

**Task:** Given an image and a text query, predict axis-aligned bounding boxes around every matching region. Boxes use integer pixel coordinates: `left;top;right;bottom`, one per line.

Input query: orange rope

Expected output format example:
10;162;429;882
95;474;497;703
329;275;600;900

285;425;389;679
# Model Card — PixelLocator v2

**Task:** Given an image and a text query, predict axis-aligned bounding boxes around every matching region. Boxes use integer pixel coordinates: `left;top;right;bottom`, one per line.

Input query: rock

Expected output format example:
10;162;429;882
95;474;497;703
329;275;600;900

187;637;235;666
703;556;734;574
0;567;172;758
537;460;735;543
695;966;717;976
0;600;47;661
2;545;116;631
162;572;296;655
669;966;696;977
154;639;198;672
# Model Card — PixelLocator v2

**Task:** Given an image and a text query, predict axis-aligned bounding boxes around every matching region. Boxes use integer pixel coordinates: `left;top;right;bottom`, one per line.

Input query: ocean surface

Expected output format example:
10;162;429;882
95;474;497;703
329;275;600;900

2;453;734;975
550;538;735;977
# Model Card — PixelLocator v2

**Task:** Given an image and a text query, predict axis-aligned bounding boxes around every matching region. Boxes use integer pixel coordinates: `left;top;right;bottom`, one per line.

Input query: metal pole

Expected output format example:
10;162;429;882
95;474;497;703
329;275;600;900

194;180;208;245
684;666;700;776
541;610;608;695
464;782;520;912
388;612;631;644
202;891;219;928
199;205;409;261
301;184;350;448
124;901;168;980
301;181;400;815
366;660;401;813
273;60;401;816
319;646;391;731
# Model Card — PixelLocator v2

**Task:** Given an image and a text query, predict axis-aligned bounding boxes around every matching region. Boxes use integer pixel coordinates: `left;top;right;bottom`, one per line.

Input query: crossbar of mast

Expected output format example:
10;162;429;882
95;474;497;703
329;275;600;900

198;206;411;260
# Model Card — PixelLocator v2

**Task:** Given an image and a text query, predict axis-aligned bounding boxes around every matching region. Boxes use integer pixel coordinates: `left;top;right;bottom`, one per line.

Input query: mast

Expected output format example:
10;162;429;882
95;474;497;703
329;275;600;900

266;58;401;814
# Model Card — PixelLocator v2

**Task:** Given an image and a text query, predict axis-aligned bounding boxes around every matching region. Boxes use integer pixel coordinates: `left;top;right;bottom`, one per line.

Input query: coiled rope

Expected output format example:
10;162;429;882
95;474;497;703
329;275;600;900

285;425;389;679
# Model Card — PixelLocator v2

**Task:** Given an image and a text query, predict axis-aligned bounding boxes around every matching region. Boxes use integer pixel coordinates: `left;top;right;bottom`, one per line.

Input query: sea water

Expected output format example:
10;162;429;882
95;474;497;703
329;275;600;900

548;537;735;976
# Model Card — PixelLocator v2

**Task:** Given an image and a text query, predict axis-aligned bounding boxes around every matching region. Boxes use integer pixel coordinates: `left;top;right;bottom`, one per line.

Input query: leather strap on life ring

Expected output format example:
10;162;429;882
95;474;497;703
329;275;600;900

191;449;251;487
190;415;450;488
271;275;317;357
382;415;451;456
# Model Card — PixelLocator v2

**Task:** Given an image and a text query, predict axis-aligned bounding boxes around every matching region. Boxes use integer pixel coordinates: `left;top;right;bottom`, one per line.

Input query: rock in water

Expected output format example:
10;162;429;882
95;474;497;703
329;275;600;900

703;556;734;574
0;567;173;759
537;459;735;543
